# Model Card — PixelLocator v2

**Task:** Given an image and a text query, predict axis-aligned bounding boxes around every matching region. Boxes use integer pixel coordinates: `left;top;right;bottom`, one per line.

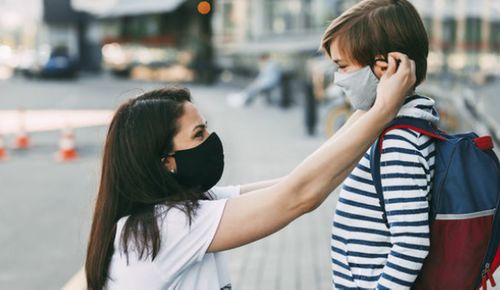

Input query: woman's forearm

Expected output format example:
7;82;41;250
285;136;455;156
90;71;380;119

239;112;364;197
335;110;364;136
238;111;363;196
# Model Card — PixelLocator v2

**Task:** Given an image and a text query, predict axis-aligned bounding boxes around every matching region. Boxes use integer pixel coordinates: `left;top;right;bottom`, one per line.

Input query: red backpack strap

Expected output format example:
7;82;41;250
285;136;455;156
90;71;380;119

488;249;500;287
474;136;495;151
479;246;499;290
478;188;500;289
377;117;447;152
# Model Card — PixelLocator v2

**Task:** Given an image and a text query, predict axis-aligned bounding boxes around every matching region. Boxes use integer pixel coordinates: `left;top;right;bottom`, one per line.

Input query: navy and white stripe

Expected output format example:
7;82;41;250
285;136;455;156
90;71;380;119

331;95;437;290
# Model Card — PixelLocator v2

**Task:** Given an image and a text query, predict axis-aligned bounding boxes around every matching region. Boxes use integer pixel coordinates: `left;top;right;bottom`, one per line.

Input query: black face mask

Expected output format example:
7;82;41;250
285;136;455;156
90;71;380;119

168;133;224;192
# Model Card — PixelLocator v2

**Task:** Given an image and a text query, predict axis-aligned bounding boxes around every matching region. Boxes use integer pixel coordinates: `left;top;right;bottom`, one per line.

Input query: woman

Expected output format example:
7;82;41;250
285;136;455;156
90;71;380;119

85;52;416;289
321;0;437;288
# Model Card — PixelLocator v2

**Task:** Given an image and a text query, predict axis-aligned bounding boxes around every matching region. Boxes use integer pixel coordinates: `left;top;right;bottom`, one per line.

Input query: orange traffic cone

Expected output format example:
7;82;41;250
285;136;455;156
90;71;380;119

56;128;78;161
14;131;30;149
0;134;7;160
14;109;30;149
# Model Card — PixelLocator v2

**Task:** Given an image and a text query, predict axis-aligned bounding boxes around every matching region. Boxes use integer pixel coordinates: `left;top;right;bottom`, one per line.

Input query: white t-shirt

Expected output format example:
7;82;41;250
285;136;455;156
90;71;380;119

106;186;240;290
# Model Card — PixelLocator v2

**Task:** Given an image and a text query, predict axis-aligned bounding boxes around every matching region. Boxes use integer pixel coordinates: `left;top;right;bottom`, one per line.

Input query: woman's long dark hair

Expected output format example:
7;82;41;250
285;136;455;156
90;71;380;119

85;87;204;290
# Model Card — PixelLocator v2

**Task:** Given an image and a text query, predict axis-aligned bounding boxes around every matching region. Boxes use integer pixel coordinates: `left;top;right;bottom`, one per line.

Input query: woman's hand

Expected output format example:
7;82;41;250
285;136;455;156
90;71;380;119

373;52;416;117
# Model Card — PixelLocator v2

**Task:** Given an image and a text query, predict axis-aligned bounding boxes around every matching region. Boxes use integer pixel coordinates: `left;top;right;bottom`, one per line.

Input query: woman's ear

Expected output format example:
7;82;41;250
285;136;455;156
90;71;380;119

163;156;177;174
372;55;389;79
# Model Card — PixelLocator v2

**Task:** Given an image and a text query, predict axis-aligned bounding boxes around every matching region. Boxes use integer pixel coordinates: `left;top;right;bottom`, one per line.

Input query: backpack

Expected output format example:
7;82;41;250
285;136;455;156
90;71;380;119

370;116;500;290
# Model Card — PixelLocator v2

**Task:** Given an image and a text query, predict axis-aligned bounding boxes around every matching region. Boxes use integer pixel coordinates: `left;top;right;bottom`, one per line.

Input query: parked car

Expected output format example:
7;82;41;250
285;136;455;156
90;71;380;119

20;46;77;79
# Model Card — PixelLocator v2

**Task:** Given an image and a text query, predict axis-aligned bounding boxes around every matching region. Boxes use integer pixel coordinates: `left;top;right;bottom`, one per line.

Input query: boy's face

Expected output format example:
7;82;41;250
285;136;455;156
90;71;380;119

329;39;388;78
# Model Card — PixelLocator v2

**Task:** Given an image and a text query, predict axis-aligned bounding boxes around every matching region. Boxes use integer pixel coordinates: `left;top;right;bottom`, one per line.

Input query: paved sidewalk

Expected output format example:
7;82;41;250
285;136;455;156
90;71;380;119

226;195;336;290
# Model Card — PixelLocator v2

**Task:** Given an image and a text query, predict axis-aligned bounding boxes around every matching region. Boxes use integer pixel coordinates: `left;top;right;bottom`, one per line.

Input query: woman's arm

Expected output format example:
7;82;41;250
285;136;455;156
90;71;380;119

208;52;416;252
334;110;364;136
240;178;282;194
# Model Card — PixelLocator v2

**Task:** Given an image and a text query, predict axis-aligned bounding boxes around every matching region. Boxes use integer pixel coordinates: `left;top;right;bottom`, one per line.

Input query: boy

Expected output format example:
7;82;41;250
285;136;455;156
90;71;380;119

321;0;437;288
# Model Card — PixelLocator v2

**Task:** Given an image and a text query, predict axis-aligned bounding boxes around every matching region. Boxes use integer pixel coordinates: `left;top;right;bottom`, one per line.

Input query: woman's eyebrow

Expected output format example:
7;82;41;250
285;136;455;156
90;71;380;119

192;121;208;132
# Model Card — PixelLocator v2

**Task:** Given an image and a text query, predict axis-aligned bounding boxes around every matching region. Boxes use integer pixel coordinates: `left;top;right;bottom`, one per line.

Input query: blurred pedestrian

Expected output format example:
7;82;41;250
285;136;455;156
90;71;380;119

227;53;282;107
321;0;438;289
84;55;416;290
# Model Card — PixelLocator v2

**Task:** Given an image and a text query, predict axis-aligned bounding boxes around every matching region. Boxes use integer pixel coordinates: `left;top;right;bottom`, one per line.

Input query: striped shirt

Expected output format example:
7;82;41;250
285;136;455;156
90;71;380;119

331;95;439;290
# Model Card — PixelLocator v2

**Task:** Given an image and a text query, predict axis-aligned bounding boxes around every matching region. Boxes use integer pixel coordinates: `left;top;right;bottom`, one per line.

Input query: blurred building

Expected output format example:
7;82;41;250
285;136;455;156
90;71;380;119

213;0;500;80
411;0;500;79
214;0;337;53
71;0;216;83
213;0;339;78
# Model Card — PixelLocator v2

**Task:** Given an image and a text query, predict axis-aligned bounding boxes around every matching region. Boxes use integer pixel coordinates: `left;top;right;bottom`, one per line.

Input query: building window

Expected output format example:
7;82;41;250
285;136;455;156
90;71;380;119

255;0;339;37
490;21;500;52
262;0;307;35
442;18;457;51
465;17;482;51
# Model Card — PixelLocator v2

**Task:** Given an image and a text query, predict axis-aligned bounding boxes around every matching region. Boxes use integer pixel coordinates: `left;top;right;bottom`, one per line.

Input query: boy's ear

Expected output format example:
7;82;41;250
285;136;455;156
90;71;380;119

373;54;389;79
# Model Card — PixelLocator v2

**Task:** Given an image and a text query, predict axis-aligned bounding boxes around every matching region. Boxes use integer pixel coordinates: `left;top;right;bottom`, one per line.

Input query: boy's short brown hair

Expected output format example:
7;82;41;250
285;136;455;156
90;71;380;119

321;0;429;86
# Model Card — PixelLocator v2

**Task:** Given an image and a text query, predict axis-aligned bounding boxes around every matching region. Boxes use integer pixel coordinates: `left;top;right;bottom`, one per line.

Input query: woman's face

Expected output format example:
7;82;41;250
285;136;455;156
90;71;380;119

163;102;209;172
329;39;387;77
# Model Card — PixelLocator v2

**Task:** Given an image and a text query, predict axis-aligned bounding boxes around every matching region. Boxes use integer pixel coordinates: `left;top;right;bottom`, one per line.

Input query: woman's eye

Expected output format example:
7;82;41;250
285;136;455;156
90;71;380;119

195;131;204;138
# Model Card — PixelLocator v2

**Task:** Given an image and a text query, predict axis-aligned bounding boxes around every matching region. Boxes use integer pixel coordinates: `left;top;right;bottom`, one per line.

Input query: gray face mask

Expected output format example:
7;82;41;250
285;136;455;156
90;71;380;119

334;66;379;111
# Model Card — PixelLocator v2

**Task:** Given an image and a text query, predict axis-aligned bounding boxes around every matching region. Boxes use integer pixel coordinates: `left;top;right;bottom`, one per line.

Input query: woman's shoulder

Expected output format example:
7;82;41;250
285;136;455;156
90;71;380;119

154;199;227;229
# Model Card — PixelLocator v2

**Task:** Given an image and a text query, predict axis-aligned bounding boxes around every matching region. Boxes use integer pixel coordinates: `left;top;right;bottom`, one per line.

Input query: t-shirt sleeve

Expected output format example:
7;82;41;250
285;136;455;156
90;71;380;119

154;199;227;277
209;185;241;200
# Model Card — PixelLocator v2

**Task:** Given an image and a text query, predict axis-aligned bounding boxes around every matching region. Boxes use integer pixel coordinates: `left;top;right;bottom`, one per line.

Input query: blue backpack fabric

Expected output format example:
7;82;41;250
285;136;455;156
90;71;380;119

370;116;500;290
